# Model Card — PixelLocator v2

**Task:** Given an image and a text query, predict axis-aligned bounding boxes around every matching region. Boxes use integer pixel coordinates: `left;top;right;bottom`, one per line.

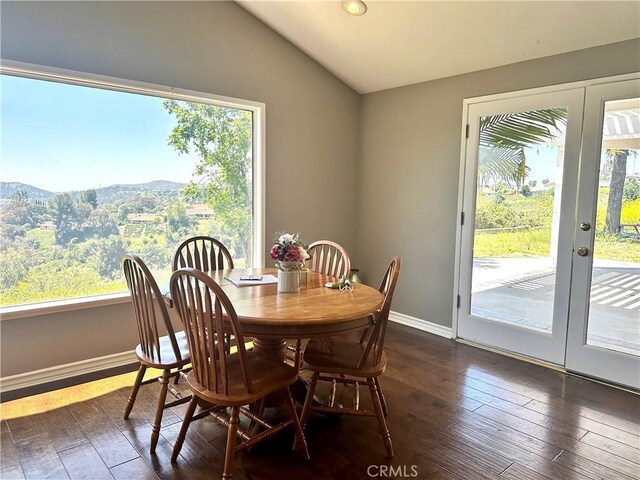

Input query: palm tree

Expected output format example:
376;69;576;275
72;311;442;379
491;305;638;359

477;108;567;189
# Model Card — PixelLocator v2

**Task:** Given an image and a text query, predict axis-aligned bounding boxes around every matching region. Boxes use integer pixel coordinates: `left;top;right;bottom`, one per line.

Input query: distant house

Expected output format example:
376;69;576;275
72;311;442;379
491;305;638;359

127;213;163;224
40;221;55;230
186;204;213;218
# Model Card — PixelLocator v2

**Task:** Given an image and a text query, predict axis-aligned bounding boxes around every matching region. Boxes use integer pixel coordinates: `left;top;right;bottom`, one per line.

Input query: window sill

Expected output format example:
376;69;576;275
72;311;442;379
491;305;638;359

0;293;132;322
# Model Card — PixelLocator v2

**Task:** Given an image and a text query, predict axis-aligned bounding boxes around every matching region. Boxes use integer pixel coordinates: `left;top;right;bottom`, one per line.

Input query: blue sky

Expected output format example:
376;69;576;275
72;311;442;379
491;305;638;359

1;74;198;192
524;143;640;187
523;145;558;187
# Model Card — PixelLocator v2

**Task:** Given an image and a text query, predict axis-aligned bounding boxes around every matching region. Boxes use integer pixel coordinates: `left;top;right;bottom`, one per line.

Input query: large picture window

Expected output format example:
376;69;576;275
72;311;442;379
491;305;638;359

0;67;264;308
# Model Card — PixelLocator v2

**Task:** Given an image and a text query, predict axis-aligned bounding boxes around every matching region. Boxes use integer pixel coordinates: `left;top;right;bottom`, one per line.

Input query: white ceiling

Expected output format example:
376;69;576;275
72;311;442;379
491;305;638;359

238;1;640;94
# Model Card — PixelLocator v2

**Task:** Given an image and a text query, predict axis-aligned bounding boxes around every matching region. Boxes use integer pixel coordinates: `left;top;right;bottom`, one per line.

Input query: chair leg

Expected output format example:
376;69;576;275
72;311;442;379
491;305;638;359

124;364;147;420
150;369;170;454
171;397;198;463
222;406;240;479
282;387;310;461
368;377;394;458
294;339;302;370
374;377;388;417
299;371;320;430
246;397;266;439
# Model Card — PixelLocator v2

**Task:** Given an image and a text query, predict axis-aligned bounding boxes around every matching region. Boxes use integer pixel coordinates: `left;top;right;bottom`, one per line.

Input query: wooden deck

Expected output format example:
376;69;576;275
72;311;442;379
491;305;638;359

1;323;639;479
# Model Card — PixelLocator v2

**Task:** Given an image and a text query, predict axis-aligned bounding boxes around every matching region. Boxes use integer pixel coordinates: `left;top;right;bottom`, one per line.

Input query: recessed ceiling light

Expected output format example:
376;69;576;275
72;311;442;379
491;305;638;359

341;0;367;16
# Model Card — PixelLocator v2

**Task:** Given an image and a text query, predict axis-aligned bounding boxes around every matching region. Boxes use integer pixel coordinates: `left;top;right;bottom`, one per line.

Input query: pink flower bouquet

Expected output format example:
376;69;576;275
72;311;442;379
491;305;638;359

270;233;310;267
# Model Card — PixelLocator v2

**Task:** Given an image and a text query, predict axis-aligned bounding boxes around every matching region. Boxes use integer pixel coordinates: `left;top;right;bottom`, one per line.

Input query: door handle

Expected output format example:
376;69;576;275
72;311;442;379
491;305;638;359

577;247;589;257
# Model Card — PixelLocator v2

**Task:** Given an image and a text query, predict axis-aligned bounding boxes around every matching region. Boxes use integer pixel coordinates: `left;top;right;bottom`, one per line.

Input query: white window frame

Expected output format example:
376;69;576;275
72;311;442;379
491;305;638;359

0;60;266;320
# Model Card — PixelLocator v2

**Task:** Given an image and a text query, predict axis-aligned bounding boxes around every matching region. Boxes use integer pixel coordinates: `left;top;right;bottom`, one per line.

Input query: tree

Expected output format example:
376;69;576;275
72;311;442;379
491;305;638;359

138;239;171;269
129;195;159;213
624;177;640;201
163;100;253;263
478;108;567;188
50;193;90;244
520;185;533;197
95;236;127;278
604;149;631;234
86;208;119;237
51;194;77;244
0;200;32;227
166;202;192;233
117;203;133;223
0;235;42;293
81;189;98;209
10;189;28;202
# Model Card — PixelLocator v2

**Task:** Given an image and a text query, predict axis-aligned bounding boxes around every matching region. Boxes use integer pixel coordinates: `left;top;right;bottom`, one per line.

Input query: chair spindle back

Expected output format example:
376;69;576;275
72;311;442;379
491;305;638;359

172;236;234;272
170;268;252;396
358;257;401;368
123;254;182;363
308;240;351;279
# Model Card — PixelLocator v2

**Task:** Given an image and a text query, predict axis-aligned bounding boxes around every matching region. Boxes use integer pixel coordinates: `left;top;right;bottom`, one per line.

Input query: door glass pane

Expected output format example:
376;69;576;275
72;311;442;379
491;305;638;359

586;98;640;356
470;107;568;332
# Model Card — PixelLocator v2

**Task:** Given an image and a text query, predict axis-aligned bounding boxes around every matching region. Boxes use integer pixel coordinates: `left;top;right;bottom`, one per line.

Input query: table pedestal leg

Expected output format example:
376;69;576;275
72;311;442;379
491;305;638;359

251;337;287;362
245;337;287;436
250;336;331;411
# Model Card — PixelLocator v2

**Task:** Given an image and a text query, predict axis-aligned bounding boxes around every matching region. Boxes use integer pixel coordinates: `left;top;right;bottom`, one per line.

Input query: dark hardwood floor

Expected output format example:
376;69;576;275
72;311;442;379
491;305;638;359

2;323;639;479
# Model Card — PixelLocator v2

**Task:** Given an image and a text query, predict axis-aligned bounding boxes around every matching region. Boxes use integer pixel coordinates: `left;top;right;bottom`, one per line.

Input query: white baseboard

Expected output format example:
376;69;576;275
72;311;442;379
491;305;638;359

0;350;137;393
389;311;453;339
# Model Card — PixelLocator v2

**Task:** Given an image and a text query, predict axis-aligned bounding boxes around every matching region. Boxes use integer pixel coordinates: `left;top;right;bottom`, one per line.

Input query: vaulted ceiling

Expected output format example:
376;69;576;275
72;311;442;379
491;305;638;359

238;1;640;94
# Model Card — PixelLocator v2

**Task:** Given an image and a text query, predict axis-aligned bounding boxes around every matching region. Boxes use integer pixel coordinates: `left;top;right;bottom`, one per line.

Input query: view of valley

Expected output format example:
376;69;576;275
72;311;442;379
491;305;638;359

0;180;249;306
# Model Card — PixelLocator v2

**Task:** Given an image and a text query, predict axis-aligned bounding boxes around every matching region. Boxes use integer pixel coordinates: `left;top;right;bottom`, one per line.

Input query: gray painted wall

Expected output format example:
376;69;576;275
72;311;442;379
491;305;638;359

0;1;360;377
356;39;640;328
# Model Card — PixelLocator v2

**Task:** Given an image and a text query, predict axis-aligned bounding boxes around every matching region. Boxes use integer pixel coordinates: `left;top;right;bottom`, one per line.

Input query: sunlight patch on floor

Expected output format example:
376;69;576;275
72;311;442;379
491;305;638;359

0;368;166;420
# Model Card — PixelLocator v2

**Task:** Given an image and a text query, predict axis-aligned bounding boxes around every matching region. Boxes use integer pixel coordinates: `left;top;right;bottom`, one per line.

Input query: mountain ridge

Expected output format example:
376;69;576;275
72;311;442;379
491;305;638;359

0;180;187;203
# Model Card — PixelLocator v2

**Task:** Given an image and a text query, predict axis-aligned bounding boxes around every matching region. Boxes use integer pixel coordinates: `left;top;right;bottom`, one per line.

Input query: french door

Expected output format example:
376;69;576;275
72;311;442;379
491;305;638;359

457;78;640;389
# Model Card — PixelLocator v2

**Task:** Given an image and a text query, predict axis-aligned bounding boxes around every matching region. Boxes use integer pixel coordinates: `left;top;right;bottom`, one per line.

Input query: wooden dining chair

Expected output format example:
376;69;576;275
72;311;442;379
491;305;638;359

289;240;352;368
298;257;401;458
122;254;192;454
307;240;351;279
169;268;310;479
172;236;234;272
173;236;236;352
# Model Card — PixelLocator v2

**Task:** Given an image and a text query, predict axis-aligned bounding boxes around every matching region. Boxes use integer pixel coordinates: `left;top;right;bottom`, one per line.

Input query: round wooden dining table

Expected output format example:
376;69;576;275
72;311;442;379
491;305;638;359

207;267;384;361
